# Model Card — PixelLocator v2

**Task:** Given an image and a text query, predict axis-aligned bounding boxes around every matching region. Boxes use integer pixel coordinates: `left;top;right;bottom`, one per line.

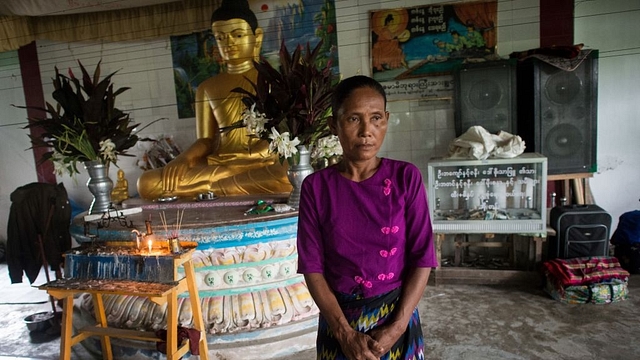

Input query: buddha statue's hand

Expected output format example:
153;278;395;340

161;155;192;193
162;154;198;195
160;137;218;194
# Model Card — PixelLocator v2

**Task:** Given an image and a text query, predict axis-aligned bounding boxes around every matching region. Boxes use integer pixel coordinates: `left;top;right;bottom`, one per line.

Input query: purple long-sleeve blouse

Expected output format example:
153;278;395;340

297;158;438;298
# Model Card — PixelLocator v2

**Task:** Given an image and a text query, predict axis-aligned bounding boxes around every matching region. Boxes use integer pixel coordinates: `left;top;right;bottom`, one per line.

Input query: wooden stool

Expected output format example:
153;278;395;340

40;249;208;360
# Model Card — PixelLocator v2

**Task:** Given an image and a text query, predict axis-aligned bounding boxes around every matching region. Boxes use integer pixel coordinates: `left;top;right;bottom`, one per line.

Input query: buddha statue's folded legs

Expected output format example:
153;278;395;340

136;160;291;200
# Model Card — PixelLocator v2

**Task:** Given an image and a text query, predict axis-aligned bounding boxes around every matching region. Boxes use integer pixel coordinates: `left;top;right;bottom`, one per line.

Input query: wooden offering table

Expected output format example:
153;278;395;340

40;248;209;360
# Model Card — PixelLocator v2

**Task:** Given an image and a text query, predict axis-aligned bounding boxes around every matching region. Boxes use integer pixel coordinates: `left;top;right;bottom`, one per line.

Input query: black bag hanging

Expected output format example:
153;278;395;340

611;210;640;273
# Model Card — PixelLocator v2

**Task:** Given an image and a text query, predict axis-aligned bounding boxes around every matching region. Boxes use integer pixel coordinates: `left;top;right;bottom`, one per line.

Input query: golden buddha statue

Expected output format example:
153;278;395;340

111;169;129;204
137;0;291;201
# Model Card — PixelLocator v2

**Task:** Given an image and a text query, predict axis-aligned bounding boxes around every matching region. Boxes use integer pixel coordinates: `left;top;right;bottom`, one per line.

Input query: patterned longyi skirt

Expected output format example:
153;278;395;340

316;287;425;360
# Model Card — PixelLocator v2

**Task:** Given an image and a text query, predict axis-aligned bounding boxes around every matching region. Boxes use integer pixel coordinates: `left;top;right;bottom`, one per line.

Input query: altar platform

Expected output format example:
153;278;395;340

67;194;319;359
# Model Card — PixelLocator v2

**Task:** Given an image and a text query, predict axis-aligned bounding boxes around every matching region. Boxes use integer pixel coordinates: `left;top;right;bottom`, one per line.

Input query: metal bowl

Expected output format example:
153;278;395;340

23;311;55;332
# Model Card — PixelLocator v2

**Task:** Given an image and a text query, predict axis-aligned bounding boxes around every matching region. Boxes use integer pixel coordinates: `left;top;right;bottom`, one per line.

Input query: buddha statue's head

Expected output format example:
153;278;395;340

211;0;263;70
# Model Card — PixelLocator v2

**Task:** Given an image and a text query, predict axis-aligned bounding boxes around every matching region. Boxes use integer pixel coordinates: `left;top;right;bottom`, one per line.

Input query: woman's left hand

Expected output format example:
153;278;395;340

367;321;405;357
368;267;432;356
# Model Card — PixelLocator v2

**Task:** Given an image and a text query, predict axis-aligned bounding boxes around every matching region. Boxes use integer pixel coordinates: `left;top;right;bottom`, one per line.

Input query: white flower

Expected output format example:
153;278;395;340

268;127;300;159
311;135;343;159
284;136;301;158
242;104;270;136
50;150;67;176
99;139;118;162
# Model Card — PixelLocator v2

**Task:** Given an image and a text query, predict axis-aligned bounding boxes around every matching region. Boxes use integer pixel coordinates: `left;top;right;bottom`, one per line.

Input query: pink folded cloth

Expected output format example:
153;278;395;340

156;326;201;356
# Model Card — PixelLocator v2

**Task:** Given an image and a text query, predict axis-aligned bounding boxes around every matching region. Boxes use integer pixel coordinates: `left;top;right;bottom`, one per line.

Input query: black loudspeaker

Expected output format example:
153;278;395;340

517;50;598;175
454;59;517;136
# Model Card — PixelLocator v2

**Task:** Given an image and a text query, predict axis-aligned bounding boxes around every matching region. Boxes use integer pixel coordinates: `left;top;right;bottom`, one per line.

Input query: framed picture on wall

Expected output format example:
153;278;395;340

170;0;339;119
370;0;497;101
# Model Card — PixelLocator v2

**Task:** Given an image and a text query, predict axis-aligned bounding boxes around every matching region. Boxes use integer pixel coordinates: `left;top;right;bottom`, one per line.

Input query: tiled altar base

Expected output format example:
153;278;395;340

1;262;639;360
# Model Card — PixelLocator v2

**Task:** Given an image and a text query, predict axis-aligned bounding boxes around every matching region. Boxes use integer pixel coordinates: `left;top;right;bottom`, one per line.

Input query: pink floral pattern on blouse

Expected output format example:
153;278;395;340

383;178;392;196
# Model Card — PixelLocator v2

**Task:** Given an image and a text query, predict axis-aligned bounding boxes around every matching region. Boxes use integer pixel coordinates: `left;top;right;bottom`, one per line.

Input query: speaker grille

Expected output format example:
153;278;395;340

455;60;517;136
469;79;502;110
517;50;598;175
545;123;583;157
545;71;582;104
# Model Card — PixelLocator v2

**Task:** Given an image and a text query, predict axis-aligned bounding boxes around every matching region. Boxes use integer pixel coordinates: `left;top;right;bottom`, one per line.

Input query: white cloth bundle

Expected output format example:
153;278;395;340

447;126;526;160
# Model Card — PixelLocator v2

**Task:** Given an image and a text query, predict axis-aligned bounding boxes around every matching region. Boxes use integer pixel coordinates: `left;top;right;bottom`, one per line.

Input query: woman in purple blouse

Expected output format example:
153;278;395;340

297;75;438;360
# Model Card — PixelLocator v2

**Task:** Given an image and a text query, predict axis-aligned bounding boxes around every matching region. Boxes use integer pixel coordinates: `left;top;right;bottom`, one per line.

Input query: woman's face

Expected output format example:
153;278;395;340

212;18;261;64
332;87;389;163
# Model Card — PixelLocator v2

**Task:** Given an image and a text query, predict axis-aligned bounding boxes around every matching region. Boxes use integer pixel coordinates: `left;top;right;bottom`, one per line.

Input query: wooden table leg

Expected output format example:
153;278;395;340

60;294;75;360
93;293;113;360
454;234;462;266
184;260;209;359
166;289;178;360
434;233;445;287
436;233;444;269
533;236;546;264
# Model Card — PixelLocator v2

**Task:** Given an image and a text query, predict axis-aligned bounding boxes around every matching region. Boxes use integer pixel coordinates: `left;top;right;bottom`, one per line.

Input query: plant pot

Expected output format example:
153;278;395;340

84;160;113;214
286;145;314;209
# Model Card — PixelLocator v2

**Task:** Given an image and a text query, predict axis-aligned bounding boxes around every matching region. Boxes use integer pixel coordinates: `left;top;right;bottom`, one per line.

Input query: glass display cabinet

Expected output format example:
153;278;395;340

427;153;547;234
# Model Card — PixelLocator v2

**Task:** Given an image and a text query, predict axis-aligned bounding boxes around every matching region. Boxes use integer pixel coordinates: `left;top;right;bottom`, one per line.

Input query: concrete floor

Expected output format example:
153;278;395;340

1;262;639;360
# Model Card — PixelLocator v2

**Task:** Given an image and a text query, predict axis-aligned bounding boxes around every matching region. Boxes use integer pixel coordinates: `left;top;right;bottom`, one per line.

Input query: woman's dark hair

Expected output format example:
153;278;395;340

210;0;258;33
331;76;387;117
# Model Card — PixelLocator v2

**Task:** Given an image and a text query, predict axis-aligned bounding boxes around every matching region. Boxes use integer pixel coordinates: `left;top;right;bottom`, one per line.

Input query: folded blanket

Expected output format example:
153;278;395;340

543;256;629;287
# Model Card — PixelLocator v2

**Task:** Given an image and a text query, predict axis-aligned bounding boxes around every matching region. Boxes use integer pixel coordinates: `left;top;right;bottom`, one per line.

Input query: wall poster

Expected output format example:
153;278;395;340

370;1;497;101
170;0;339;119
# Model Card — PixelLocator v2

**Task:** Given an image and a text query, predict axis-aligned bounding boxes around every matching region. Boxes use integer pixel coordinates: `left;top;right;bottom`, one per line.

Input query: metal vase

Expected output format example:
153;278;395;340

286;145;314;209
84;160;113;214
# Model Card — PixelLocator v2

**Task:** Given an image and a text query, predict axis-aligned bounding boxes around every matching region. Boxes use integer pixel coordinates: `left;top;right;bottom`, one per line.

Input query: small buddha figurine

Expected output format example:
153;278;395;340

136;0;291;201
111;169;129;204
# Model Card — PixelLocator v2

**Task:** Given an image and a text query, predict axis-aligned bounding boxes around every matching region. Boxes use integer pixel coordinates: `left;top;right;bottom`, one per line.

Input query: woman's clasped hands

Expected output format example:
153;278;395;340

338;322;404;360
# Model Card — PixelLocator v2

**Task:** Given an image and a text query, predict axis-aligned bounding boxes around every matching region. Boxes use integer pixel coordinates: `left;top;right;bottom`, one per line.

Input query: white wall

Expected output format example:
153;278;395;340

0;52;38;241
1;0;637;239
574;0;640;230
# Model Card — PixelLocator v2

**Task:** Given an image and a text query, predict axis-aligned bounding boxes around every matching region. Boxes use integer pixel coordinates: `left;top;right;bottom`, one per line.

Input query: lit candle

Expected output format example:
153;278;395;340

148;239;152;254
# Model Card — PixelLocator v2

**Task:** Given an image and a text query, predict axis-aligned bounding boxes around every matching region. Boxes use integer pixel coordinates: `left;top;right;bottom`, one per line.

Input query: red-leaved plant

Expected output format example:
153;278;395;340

232;40;338;163
19;60;154;176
